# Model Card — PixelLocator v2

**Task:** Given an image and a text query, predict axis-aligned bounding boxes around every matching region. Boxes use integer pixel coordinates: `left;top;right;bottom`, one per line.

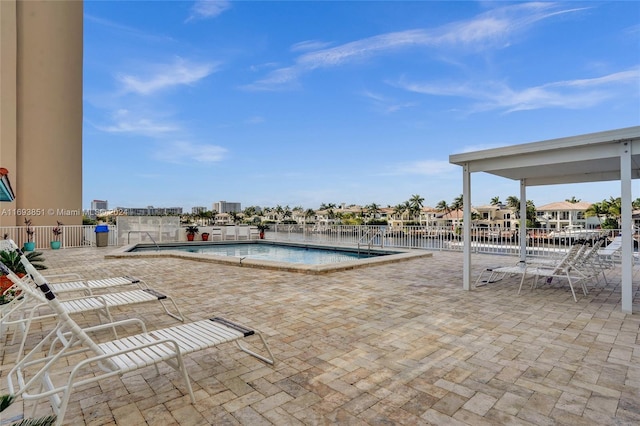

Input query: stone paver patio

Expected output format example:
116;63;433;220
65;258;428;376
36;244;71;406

1;246;639;425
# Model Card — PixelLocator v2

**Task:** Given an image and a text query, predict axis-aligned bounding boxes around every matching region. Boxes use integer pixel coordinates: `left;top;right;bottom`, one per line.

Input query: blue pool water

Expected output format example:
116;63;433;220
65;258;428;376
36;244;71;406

130;242;384;265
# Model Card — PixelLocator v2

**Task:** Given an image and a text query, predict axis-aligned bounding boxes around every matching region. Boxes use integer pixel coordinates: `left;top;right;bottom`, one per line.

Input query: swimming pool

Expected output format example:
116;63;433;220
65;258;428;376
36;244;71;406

108;241;432;274
129;242;383;264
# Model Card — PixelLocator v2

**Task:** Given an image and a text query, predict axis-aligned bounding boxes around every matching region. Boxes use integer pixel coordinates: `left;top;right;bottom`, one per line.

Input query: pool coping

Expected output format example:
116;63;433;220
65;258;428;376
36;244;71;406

106;240;433;274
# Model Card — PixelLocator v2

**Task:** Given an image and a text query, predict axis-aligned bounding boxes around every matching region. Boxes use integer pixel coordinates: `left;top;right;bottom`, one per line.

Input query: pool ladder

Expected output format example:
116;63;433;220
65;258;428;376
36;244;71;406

127;231;160;251
357;228;383;255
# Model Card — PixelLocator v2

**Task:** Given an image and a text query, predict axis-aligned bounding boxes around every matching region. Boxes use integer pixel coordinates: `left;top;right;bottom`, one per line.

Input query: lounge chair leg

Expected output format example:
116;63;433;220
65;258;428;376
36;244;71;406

235;331;275;365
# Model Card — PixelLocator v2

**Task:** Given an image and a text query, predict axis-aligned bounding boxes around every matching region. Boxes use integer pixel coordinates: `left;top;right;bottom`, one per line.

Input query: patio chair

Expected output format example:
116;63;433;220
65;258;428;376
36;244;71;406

597;235;623;265
0;243;185;355
0;239;145;296
488;242;588;302
1;259;274;426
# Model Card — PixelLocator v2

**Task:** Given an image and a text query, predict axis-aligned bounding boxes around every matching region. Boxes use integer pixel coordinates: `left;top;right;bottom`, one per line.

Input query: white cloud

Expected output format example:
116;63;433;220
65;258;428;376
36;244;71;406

117;58;217;95
246;3;584;91
96;109;178;136
396;68;640;113
291;40;333;52
153;141;227;164
361;90;418;114
186;0;231;22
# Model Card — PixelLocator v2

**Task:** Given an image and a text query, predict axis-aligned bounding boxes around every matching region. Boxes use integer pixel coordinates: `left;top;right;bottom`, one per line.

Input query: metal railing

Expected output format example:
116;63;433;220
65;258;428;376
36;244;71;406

0;223;619;259
0;224;117;250
270;224;617;257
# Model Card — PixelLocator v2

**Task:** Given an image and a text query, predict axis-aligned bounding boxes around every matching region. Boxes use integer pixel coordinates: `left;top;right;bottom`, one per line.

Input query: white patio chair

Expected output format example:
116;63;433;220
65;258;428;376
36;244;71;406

1;259;274;426
489;243;588;302
1;241;185;354
597;235;623;265
0;239;145;296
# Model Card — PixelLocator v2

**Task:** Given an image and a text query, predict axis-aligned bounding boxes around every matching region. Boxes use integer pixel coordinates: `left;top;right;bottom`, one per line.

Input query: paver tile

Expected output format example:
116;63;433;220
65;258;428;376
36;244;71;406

1;248;638;425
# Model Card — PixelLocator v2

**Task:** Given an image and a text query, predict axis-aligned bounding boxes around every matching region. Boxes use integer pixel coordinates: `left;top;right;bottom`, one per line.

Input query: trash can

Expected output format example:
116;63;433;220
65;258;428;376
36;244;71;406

95;225;109;247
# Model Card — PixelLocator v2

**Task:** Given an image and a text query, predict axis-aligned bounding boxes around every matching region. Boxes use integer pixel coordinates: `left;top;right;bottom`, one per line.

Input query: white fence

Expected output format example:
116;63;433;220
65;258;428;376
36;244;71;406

0;224;117;250
270;224;618;258
0;222;620;258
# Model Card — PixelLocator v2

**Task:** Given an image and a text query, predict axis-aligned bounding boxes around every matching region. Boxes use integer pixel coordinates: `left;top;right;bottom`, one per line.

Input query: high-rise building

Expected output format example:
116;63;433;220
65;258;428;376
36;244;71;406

213;201;241;213
192;206;208;214
0;1;83;227
91;200;108;211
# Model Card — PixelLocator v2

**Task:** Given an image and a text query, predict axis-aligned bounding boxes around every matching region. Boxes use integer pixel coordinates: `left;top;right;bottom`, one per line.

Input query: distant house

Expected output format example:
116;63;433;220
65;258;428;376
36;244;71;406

535;201;599;230
473;204;516;230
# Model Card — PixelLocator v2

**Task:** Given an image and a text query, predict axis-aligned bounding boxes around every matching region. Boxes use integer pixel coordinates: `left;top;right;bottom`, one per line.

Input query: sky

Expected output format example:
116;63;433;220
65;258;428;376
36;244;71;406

82;0;640;211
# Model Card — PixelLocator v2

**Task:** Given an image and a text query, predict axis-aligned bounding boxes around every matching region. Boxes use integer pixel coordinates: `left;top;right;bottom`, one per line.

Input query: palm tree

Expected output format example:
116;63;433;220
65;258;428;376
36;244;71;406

450;194;464;212
304;208;316;224
436;200;450;214
228;211;240;224
506;195;520;219
366;203;381;222
409;194;424;221
585;201;606;225
393;204;405;220
565;196;581;203
490;196;501;205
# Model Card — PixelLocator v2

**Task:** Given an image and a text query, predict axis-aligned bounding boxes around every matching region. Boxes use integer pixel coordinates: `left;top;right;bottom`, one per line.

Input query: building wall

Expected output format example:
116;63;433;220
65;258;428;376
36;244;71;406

0;0;83;227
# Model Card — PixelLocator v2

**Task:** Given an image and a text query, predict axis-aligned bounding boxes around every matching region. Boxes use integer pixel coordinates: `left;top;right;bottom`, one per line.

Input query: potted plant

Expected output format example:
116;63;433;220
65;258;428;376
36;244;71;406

201;232;210;241
51;221;63;249
185;225;199;241
256;223;270;239
23;218;35;251
0;249;47;304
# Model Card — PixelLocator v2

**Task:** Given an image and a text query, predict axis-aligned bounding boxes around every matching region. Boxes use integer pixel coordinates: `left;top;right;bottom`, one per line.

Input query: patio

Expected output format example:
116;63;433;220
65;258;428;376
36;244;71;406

1;247;639;425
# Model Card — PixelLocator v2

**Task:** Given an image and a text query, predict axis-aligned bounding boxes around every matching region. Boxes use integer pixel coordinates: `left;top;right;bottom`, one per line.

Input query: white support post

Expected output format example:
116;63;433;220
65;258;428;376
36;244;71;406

463;163;471;291
520;180;527;262
620;142;632;313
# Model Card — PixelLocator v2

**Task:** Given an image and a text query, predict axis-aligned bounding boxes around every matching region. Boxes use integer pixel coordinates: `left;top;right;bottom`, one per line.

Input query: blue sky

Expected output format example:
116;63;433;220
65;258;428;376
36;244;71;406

82;1;640;211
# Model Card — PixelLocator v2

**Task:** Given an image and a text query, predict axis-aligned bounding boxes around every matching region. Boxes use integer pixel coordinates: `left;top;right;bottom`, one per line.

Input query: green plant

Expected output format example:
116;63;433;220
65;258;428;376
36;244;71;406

24;218;34;242
0;393;56;425
185;225;199;236
0;250;47;275
52;221;63;241
256;223;270;232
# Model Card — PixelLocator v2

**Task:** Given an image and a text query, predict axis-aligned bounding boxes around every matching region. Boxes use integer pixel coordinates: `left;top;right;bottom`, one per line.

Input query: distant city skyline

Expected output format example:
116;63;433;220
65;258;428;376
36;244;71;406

82;1;639;211
86;193;628;213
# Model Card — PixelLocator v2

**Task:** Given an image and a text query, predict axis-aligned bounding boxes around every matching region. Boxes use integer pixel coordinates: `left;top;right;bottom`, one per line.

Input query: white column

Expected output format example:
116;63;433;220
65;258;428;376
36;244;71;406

520;180;527;262
463;163;471;291
620;142;632;313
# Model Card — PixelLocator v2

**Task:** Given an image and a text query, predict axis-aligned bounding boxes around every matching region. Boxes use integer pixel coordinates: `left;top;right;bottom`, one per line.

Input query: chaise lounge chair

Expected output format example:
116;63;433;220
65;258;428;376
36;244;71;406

1;255;274;426
483;242;589;302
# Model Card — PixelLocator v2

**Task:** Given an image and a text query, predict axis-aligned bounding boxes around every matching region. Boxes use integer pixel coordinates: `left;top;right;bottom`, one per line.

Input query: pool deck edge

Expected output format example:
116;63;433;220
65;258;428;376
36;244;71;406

106;243;433;274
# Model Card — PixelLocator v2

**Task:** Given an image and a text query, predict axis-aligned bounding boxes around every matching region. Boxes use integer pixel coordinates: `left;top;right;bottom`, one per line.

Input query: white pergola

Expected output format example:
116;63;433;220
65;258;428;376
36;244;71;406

449;126;640;313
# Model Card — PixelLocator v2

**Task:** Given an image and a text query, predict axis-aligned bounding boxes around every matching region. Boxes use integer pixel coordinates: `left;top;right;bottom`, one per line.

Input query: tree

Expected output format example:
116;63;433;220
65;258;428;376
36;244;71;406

585;202;606;225
228;211;240;224
490;196;501;205
304;208;316;223
506;195;520;218
366;203;381;223
409;194;424;221
566;196;581;203
436;200;450;214
450;194;463;211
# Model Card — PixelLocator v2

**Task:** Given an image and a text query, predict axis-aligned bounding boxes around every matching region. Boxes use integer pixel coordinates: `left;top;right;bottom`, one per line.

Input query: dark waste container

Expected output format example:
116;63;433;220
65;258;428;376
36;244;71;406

95;225;109;247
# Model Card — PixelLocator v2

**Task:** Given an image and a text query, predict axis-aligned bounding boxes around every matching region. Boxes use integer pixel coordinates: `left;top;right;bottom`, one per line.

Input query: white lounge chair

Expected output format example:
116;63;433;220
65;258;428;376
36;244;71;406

0;239;145;296
0;242;185;355
597;235;623;265
488;243;588;302
1;257;274;426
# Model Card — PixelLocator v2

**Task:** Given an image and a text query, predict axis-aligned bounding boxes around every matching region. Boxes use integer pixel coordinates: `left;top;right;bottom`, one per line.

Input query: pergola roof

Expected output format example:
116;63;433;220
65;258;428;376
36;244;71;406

449;126;640;314
450;126;640;186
